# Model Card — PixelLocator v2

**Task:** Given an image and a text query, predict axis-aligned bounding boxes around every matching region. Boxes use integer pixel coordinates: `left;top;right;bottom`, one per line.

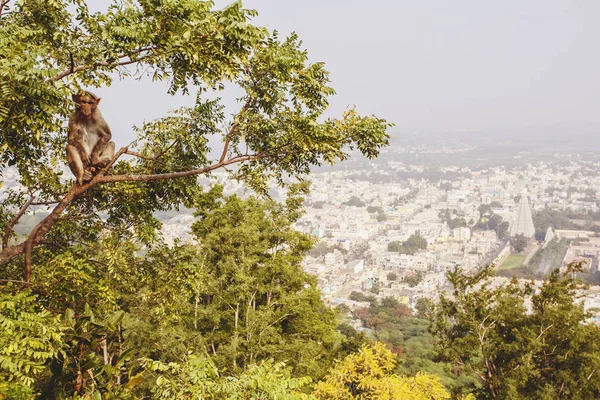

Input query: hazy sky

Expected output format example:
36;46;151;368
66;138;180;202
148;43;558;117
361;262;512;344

88;0;600;143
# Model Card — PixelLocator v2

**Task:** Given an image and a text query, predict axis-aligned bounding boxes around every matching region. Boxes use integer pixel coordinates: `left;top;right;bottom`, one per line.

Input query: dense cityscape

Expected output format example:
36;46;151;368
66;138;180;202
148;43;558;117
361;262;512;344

6;139;600;325
151;140;600;327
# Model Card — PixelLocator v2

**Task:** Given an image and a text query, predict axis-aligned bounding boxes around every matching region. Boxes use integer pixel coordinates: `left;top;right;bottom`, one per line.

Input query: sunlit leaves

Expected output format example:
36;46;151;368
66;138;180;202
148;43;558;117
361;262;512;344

313;343;451;400
0;1;393;395
431;263;600;399
0;290;64;395
144;355;312;399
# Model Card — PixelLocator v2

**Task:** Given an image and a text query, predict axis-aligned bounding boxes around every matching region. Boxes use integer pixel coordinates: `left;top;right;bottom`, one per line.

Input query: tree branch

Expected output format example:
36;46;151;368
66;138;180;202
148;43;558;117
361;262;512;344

31;199;61;206
0;279;28;284
536;324;554;341
0;143;267;283
0;0;10;19
97;154;259;184
219;99;250;164
153;139;180;160
2;196;34;250
51;53;152;82
125;139;180;162
125;150;155;161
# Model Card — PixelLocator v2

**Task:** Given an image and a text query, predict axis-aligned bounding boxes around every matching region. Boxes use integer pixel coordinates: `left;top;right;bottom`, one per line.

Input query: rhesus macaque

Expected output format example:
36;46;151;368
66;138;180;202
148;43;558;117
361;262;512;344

66;91;115;184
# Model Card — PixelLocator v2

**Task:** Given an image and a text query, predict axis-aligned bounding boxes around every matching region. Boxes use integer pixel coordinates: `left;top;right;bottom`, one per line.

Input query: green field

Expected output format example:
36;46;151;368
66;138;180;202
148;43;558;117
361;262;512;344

499;255;525;271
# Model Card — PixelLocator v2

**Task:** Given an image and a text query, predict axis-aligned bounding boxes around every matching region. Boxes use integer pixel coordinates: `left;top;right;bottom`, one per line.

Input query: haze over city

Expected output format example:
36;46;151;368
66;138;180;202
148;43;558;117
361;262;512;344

87;0;600;146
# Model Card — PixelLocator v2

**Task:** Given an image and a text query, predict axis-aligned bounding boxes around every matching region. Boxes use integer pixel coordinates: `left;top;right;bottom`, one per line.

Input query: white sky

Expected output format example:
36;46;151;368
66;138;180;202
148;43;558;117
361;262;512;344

87;0;600;144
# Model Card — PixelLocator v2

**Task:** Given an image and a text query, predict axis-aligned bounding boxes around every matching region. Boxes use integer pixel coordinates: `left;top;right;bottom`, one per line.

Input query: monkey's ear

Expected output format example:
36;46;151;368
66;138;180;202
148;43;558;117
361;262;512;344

71;94;79;102
95;98;102;105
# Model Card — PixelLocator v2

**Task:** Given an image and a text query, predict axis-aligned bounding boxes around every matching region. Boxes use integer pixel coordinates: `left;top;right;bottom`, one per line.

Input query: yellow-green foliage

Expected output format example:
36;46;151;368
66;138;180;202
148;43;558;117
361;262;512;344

0;291;64;397
313;343;450;400
143;355;312;399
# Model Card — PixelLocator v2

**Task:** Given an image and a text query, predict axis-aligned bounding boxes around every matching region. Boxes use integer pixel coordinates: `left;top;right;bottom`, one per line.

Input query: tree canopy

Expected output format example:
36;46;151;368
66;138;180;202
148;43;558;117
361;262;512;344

312;343;451;400
0;0;391;284
431;263;600;399
0;0;392;397
388;233;428;255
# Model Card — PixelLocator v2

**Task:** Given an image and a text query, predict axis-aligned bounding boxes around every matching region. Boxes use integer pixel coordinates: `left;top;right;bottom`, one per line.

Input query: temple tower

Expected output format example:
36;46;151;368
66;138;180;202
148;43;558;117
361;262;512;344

509;197;535;238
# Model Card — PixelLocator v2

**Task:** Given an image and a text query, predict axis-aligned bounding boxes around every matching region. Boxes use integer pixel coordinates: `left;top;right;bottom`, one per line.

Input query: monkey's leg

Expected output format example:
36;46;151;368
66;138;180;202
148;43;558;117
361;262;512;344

97;141;116;168
66;145;86;185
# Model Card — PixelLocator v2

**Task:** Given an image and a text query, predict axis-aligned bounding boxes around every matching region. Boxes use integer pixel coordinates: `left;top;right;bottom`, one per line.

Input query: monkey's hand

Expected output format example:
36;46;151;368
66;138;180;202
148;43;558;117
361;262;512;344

82;169;94;183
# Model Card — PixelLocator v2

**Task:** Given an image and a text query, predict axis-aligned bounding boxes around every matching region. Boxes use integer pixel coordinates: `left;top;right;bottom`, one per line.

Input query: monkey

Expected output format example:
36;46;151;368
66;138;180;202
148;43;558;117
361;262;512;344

66;91;115;185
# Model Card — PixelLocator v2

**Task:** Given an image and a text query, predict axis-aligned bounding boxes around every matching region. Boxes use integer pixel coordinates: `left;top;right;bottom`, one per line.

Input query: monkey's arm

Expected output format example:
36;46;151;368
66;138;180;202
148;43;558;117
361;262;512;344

67;120;90;164
90;122;112;166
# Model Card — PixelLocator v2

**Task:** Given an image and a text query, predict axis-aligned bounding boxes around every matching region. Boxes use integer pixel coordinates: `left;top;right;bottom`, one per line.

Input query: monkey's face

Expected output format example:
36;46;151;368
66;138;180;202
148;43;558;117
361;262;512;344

76;96;98;119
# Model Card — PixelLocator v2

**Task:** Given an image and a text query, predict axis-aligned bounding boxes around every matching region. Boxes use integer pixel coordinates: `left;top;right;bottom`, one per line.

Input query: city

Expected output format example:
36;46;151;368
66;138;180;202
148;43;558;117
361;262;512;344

158;139;600;327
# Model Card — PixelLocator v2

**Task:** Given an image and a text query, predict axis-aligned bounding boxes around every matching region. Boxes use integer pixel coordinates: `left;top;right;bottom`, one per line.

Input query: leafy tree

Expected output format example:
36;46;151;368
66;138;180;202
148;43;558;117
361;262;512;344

510;234;528;253
532;210;579;241
414;298;432;319
388;241;403;252
404;271;424;287
353;298;412;352
387;272;398;281
125;187;345;379
349;291;375;304
0;291;64;396
0;0;390;284
496;221;509;240
312;343;451;400
367;206;383;214
478;204;492;218
143;356;312;400
369;282;381;295
487;214;503;231
343;196;366;207
388;234;427;255
431;263;600;399
377;212;388;222
474;212;507;239
336;323;369;356
309;242;348;258
353;298;479;397
0;0;391;396
438;208;467;229
404;234;428;254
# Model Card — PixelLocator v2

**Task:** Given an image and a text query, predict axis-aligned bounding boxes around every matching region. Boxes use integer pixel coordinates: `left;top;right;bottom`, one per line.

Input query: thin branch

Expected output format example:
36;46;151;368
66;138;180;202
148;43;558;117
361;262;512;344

219;99;251;164
19;146;130;282
536;324;554;341
0;0;10;19
2;196;34;250
31;199;61;206
98;154;259;184
1;140;270;282
69;51;74;74
125;150;155;161
125;138;179;162
52;53;152;82
36;239;64;250
0;279;28;284
258;313;291;337
56;215;87;221
153;139;180;160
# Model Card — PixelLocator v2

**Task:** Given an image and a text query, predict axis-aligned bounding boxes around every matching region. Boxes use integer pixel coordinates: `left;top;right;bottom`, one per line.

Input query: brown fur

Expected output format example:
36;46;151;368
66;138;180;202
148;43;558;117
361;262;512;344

66;92;115;184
